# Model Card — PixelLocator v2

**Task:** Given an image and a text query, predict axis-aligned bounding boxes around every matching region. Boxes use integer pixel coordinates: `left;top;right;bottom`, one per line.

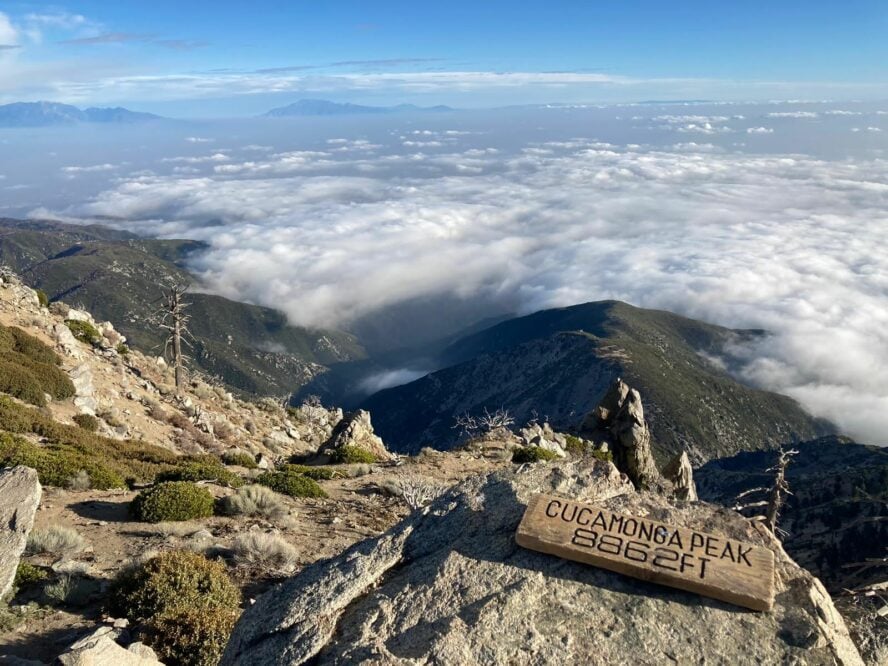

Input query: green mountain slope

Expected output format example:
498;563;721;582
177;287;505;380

363;301;833;460
0;219;365;395
696;437;888;591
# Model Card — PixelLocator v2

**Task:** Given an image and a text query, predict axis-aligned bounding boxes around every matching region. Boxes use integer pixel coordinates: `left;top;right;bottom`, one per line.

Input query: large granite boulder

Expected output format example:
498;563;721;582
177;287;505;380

223;460;862;665
0;466;42;599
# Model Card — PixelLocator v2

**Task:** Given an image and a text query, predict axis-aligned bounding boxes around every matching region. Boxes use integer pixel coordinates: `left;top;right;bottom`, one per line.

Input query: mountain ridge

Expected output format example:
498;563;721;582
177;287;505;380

0;102;163;127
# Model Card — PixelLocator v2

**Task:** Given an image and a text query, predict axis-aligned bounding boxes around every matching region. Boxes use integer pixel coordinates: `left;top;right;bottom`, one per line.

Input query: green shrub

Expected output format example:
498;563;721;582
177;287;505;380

563;435;586;456
35;289;49;308
0;358;47;406
280;463;339;480
329;445;377;465
116;342;130;356
14;562;49;588
1;326;61;365
143;607;239;666
0;326;73;404
221;450;258;469
131;482;215;523
0;396;177;487
155;457;244;488
256;471;327;498
590;448;613;463
0;431;126;489
72;414;99;432
107;550;240;624
512;446;560;464
65;320;101;346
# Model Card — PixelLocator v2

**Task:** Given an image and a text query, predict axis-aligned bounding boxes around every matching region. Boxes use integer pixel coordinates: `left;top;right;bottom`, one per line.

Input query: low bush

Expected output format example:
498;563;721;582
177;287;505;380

0;431;126;489
512;446;560;464
116;343;130;356
221;450;258;469
231;532;299;573
155;456;244;488
72;414;99;432
107;549;240;621
329;445;377;465
0;326;61;365
14;562;48;588
65;320;101;346
26;526;86;556
108;550;240;664
0;396;177;487
131;482;215;523
563;435;587;456
0;358;47;406
256;471;327;498
217;484;287;520
590;448;613;463
143;607;239;666
280;463;339;480
35;289;49;308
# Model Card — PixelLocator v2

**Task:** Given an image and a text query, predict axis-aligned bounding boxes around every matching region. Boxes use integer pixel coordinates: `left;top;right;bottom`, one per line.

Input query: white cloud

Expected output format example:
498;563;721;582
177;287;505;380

0;12;19;47
42;132;888;446
61;163;117;174
185;136;214;143
746;127;774;134
766;111;819;118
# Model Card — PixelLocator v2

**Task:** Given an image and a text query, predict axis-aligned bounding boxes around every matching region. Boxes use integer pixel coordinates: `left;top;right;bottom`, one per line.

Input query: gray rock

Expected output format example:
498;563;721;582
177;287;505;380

53;322;83;359
0;466;42;600
320;409;393;461
580;378;661;490
69;363;98;415
58;625;163;665
664;450;698;501
222;460;862;666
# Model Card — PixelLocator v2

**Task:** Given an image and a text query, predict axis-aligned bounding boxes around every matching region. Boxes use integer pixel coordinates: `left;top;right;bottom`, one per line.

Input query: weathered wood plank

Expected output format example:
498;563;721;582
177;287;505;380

516;493;775;611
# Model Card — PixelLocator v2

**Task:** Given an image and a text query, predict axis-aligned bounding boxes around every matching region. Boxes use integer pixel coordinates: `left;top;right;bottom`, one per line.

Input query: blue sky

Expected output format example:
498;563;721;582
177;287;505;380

1;1;887;114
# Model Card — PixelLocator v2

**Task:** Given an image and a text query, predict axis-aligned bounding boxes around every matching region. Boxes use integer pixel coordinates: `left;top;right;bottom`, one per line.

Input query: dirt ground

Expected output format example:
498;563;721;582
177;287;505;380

0;451;507;663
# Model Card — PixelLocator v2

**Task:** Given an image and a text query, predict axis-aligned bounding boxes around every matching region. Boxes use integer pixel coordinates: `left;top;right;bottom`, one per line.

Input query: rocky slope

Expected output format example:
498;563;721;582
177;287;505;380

0;218;365;396
696;437;888;591
363;300;833;462
224;459;863;666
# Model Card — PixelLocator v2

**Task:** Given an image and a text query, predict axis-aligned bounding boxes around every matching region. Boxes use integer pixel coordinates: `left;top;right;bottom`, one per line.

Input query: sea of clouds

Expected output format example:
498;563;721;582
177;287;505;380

5;101;887;443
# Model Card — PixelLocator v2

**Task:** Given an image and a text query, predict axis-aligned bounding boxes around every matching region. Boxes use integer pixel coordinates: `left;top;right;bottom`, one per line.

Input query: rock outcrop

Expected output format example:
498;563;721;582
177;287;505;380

319;409;394;461
223;459;862;666
0;466;42;599
664;450;698;501
58;626;163;665
518;422;567;458
580;378;661;489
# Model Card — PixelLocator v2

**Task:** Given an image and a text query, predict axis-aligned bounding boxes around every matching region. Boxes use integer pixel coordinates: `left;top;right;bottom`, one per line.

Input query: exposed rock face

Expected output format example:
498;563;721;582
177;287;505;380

52;321;83;359
664;450;698;501
320;409;393;461
69;363;98;415
223;460;862;666
58;626;163;665
0;466;42;599
580;378;661;489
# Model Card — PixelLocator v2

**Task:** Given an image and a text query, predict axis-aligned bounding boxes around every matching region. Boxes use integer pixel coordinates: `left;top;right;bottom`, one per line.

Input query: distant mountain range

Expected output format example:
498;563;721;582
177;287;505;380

264;99;454;117
0;102;162;127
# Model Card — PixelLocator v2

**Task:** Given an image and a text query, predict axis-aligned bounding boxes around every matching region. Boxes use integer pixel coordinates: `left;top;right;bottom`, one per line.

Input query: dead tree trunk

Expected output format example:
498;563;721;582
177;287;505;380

765;448;798;535
157;284;192;393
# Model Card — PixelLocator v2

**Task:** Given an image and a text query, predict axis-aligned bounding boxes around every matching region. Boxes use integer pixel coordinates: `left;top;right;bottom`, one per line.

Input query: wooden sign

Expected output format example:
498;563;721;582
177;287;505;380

516;494;775;611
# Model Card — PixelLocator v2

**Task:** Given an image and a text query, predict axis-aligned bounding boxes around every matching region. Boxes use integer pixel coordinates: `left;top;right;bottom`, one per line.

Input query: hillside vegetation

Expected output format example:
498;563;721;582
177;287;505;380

0;218;365;396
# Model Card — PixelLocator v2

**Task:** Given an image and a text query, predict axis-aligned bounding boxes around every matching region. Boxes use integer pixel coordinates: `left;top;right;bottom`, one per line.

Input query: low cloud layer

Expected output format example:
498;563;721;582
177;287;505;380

30;104;888;444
